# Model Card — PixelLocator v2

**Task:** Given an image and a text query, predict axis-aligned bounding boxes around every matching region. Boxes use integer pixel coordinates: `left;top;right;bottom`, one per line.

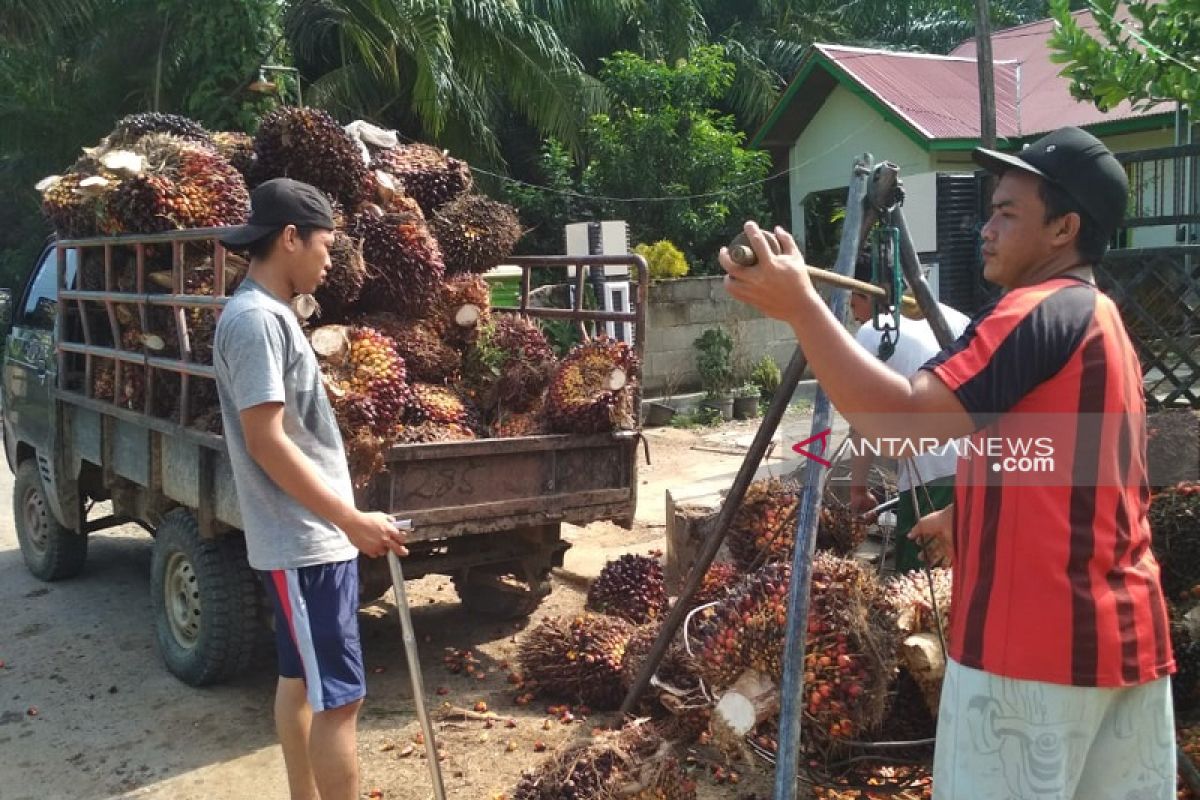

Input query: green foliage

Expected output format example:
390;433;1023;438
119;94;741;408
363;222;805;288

694;326;736;396
503;140;584;255
669;405;723;428
634;240;689;280
750;355;782;397
1049;0;1199;111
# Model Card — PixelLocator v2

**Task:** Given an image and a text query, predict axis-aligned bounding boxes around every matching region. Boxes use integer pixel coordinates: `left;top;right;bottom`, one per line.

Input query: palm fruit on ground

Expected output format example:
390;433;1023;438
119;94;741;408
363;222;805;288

726;478;800;571
354;313;460;383
587;554;668;625
1149;481;1200;600
211;131;257;183
692;561;741;607
431;274;491;347
545;337;640;434
517;613;634;709
461;314;557;419
372;143;472;216
883;567;952;637
817;498;868;556
406;383;480;431
253;107;369;207
350;208;445;318
313;231;367;322
511;722;695;800
430;193;522;275
620;624;709;744
107;112;213;148
694;554;898;743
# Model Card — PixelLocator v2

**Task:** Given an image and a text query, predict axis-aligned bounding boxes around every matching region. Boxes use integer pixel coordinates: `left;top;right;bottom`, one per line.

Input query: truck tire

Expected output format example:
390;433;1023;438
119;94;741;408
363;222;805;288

14;459;87;580
454;569;551;621
150;509;260;686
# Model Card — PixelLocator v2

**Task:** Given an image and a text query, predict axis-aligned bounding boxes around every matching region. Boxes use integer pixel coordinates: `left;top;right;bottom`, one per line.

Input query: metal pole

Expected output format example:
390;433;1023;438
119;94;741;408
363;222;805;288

772;157;876;800
386;543;448;800
618;155;881;718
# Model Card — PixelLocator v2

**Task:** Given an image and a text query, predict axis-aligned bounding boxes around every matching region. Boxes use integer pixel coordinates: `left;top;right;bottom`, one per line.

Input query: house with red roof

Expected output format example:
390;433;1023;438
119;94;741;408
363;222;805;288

752;9;1180;311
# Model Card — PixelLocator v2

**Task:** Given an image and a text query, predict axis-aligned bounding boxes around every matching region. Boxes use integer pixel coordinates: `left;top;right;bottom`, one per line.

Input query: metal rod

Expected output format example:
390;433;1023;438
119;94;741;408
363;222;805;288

774;155;876;800
386;543;447;800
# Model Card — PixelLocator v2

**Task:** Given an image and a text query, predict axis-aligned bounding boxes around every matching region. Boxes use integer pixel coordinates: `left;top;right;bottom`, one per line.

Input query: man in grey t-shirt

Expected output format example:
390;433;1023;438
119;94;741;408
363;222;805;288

215;178;406;800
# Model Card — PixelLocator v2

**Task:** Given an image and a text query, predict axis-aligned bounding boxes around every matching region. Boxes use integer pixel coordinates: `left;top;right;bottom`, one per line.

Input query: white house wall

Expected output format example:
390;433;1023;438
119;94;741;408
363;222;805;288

788;84;935;249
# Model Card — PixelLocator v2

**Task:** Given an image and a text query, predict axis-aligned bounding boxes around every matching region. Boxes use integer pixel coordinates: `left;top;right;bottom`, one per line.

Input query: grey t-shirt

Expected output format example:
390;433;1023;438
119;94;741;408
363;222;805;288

213;278;359;570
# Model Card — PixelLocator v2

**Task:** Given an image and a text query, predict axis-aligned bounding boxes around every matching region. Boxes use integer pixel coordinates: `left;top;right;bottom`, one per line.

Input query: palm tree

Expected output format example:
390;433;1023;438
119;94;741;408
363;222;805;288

283;0;603;166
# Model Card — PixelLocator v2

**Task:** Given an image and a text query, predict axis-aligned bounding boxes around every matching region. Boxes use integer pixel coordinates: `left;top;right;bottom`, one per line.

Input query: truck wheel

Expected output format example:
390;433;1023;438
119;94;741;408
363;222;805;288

150;509;260;686
454;570;551;620
13;459;87;581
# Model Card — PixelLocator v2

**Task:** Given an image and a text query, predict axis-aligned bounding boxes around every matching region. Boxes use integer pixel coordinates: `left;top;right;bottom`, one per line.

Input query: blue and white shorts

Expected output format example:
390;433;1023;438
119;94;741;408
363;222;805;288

261;559;366;712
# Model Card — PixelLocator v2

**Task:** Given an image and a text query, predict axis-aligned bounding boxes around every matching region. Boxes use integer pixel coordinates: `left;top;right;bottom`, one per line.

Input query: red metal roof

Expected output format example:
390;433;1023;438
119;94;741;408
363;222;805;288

801;9;1168;144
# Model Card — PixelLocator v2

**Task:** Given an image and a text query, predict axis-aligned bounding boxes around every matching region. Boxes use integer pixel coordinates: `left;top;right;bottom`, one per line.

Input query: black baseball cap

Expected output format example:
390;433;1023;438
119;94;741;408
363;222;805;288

219;178;335;249
972;126;1129;236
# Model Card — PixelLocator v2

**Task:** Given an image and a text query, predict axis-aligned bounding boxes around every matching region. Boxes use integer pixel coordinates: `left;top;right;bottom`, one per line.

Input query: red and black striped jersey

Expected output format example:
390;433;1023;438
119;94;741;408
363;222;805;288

922;276;1174;687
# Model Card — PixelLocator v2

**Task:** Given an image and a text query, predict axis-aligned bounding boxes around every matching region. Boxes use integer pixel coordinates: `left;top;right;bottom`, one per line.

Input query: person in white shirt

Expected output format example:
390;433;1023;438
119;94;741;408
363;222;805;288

847;261;970;572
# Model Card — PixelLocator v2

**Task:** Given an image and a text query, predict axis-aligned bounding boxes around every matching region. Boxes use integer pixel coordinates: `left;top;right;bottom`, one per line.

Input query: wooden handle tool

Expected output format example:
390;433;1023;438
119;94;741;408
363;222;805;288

727;231;887;299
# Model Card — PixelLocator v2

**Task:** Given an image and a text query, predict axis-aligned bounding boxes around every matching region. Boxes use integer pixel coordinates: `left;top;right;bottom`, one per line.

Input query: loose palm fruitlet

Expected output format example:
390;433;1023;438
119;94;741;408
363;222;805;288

107;112;213;148
511;722;696;800
372;143;472;216
462;314;557;418
587;554;668;625
355;313;460;383
351;208;446;318
517;613;634;709
726;478;800;571
694;554;899;743
314;231;367;321
545;337;640;435
1150;482;1200;600
430;193;523;275
253;107;370;207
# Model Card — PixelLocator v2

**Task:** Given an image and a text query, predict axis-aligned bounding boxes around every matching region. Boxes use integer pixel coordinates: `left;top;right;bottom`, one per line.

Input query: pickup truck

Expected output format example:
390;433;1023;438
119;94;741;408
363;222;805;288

2;227;646;686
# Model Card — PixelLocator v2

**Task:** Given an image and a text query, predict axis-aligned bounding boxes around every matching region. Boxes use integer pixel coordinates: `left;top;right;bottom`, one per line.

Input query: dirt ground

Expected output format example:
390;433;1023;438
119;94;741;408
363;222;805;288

0;416;838;800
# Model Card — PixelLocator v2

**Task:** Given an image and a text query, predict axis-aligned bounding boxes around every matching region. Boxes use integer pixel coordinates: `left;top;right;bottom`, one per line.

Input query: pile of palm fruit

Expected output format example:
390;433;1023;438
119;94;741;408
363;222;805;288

38;108;640;462
517;613;635;710
510;723;696;800
586;554;669;625
726;479;867;569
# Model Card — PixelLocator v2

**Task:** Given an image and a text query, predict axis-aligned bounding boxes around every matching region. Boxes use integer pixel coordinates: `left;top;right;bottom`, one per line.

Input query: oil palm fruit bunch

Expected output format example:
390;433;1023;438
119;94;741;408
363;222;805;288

351;208;445;318
693;563;791;690
107;112;213;148
406;383;480;430
92;359;116;401
393;420;478;445
545;337;640;435
517;613;634;709
883;567;952;636
253;107;369;207
372;143;472;216
211;131;257;182
1149;481;1200;600
313;231;367;322
316;326;412;437
462;314;557;418
692;562;741;607
587;554;668;625
726;478;800;571
620;624;709;745
40;174;100;237
511;723;695;800
490;408;545;438
817;498;867;557
430;194;522;275
344;429;388;487
431;274;491;347
355;313;460;383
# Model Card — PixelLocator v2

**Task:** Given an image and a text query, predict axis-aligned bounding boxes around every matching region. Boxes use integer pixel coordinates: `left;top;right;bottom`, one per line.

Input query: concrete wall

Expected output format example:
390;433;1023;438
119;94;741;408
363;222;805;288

641;276;800;396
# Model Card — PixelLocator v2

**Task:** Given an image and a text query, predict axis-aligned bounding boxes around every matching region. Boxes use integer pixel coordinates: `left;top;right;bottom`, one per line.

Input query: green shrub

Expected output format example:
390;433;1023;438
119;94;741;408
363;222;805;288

694;327;735;396
634;240;689;280
751;355;782;398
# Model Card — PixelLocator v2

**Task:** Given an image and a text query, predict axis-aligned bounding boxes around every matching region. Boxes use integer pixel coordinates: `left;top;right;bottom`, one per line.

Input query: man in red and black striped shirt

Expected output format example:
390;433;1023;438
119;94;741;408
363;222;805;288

721;126;1174;799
